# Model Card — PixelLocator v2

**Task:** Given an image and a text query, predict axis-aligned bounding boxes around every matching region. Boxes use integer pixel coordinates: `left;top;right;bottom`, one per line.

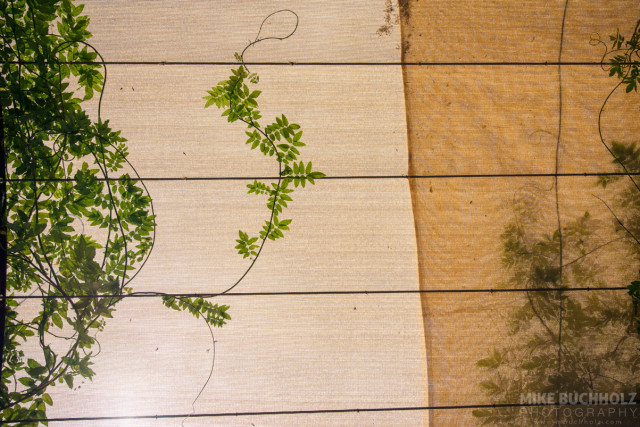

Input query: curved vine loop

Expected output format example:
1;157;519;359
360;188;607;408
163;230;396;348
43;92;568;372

239;9;299;73
161;10;324;421
180;8;324;303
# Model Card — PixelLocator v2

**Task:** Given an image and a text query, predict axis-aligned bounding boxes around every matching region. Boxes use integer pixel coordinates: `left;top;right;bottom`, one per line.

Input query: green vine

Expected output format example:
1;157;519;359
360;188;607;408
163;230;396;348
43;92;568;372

202;62;325;258
0;0;158;421
158;9;325;421
0;2;322;424
595;20;640;94
159;13;324;326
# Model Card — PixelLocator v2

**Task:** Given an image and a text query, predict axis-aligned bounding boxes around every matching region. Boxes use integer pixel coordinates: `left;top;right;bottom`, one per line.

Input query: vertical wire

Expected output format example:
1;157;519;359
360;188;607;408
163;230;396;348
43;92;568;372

555;1;570;425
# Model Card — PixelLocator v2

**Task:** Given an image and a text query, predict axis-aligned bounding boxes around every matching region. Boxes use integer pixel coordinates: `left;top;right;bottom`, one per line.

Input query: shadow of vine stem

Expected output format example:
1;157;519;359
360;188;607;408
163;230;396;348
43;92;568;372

0;1;323;424
473;19;640;426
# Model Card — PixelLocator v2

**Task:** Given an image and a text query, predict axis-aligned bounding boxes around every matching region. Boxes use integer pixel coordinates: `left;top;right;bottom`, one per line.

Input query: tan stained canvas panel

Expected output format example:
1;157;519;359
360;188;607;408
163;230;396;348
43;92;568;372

401;0;640;426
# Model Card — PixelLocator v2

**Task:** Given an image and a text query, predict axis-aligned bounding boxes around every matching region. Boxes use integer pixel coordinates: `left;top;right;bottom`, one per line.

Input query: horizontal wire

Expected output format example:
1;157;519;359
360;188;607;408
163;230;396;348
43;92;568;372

0;61;617;66
4;172;639;183
4;286;628;301
0;401;632;424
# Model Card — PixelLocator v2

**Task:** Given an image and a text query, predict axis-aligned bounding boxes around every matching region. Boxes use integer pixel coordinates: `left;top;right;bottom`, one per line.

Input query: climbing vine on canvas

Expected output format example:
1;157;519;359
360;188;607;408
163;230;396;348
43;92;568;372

162;8;325;419
166;10;325;318
169;10;324;309
0;0;160;422
1;2;321;424
203;62;325;255
599;19;640;94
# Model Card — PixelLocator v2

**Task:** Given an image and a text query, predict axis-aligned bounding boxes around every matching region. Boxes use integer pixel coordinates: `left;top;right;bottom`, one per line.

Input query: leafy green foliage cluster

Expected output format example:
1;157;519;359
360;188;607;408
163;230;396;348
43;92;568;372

162;12;322;350
602;20;640;93
161;297;230;328
473;195;640;425
203;62;324;260
0;0;159;422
